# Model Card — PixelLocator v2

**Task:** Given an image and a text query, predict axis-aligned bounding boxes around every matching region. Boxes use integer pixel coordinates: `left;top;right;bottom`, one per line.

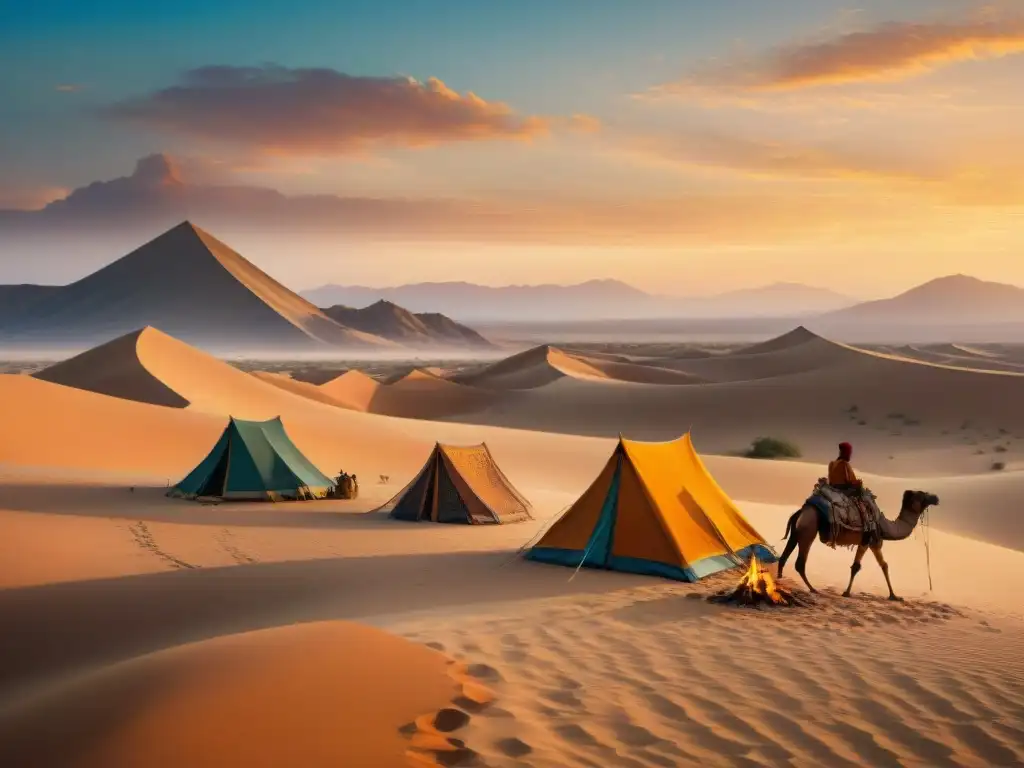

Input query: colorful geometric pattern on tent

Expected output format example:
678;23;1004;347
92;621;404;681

376;442;532;524
526;433;776;581
168;416;335;501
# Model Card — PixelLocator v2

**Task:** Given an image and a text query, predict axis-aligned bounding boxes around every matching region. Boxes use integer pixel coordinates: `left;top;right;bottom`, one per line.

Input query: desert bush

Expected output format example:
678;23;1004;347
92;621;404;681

992;461;1006;471
744;437;801;460
994;444;1008;453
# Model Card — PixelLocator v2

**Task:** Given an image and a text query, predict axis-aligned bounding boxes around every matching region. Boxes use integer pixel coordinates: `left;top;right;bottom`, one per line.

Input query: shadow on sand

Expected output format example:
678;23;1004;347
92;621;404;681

0;483;391;529
0;549;658;702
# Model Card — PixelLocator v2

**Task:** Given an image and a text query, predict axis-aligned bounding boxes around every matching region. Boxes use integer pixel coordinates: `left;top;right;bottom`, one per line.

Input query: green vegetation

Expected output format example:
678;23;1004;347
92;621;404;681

744;437;801;460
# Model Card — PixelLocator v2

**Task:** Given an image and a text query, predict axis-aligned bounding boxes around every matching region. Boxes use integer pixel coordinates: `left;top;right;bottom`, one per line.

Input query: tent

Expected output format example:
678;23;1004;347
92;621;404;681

525;434;775;581
168;417;335;501
377;442;532;524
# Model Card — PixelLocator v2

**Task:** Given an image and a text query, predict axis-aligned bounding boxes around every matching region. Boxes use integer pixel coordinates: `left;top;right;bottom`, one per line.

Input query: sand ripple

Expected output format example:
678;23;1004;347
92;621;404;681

393;583;1024;767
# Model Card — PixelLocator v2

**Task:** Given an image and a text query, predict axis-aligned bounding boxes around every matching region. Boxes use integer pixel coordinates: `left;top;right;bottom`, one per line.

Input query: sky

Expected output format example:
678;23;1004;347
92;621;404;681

3;0;1024;295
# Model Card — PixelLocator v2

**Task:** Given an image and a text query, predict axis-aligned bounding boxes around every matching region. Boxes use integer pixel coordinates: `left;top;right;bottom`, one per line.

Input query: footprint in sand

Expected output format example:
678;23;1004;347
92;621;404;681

464;663;503;683
554;723;604;748
493;736;532;758
431;708;471;733
611;720;662;748
541;688;583;708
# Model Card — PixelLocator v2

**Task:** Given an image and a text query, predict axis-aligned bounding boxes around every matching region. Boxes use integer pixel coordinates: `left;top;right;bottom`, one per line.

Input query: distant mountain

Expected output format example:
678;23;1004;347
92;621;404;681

321;300;492;348
0;285;63;327
302;280;855;322
817;275;1024;325
707;282;856;317
0;222;495;353
0;222;396;352
304;279;665;322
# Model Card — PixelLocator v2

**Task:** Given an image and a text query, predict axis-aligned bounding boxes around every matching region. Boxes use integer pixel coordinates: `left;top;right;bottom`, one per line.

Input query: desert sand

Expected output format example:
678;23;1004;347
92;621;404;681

2;326;1024;766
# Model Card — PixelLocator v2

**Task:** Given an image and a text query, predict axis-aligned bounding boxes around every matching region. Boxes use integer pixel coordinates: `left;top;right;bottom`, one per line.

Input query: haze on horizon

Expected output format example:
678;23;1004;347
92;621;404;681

4;0;1024;295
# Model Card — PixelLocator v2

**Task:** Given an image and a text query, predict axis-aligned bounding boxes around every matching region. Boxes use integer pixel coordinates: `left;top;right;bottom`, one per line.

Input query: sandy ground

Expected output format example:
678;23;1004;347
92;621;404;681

2;327;1024;766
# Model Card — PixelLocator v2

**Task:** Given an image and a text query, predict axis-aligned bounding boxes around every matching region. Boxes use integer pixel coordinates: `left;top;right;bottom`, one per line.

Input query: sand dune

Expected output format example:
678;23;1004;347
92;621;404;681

887;344;1024;373
34;328;190;408
34;326;335;418
319;369;382;411
457;345;705;389
0;621;462;768
441;330;1024;475
655;328;855;382
732;325;820;355
4;323;1024;767
391;573;1024;768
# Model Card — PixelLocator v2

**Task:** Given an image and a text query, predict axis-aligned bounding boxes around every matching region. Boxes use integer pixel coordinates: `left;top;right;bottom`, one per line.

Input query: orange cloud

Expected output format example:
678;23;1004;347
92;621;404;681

620;130;939;183
99;65;549;155
656;18;1024;95
55;84;82;93
0;185;70;210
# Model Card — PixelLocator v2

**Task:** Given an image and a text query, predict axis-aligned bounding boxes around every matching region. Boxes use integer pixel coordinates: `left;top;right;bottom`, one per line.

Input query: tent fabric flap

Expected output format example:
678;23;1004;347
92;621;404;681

525;433;776;582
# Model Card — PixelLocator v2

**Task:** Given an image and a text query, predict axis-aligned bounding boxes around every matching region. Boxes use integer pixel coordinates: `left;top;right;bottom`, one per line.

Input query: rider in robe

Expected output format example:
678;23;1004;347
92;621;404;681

828;442;863;494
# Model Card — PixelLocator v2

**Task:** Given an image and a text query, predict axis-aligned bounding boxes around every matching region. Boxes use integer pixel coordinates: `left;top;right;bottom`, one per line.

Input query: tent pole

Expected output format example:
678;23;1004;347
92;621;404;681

568;536;599;582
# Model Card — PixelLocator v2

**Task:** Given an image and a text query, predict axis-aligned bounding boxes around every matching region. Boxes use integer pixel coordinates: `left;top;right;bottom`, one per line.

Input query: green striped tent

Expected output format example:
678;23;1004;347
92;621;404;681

168;417;335;501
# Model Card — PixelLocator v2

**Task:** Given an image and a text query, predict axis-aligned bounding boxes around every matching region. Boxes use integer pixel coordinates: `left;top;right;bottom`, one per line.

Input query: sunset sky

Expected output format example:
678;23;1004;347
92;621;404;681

3;0;1024;295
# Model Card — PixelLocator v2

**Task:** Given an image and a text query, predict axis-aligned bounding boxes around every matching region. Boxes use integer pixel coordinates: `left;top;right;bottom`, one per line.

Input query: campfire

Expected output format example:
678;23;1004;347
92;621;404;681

708;556;805;608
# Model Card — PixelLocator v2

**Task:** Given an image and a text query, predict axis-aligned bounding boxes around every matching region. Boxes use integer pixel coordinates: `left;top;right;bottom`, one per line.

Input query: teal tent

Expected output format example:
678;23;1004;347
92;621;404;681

168;417;335;501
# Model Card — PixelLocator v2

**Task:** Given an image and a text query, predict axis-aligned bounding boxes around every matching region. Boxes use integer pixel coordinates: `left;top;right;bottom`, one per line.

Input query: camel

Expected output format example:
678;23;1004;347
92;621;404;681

777;489;939;600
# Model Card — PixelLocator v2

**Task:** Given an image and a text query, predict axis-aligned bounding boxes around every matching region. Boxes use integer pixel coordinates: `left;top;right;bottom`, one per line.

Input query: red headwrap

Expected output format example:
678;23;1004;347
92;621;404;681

838;442;852;460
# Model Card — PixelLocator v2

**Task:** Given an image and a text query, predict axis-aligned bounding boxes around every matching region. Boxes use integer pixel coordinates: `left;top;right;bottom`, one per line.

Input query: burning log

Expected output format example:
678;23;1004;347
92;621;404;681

708;556;806;608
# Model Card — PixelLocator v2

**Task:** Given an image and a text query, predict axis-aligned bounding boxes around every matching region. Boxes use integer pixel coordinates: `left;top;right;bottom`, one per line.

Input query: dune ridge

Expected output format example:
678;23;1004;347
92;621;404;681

0;621;462;768
457;345;706;389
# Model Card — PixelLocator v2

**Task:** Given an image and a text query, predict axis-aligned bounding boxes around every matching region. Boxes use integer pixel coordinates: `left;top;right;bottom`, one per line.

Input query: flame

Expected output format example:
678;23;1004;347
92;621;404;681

710;553;802;607
739;556;787;604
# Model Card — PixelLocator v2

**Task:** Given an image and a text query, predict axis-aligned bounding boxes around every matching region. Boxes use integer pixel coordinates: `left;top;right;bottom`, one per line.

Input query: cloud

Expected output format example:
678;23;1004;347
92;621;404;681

655;18;1024;96
619;130;938;183
55;84;82;93
0;185;71;210
98;65;549;155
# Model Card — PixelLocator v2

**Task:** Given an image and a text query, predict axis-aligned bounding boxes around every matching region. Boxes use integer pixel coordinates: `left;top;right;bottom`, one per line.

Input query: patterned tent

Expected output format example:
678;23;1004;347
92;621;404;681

377;443;532;524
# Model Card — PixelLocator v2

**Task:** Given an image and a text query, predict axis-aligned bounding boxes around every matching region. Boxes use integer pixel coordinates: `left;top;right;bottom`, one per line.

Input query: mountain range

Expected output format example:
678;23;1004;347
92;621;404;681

0;222;491;353
302;280;858;322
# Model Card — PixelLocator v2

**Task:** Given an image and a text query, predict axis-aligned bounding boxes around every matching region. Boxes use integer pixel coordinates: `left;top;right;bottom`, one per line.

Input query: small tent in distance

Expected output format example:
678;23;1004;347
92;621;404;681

168;416;335;501
377;442;532;524
526;433;775;581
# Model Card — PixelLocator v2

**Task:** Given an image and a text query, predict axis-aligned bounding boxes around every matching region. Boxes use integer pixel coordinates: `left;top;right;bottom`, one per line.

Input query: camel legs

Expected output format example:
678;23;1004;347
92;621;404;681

872;543;902;601
794;527;818;594
777;514;801;580
842;544;869;597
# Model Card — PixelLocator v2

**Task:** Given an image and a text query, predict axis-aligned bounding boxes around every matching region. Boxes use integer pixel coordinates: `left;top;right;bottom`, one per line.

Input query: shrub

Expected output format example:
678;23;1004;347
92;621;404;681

994;444;1009;453
992;461;1006;471
744;437;801;460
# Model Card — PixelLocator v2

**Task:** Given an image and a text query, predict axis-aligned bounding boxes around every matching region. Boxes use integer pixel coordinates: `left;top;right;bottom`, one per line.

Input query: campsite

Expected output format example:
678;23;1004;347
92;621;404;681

2;318;1024;767
4;3;1024;764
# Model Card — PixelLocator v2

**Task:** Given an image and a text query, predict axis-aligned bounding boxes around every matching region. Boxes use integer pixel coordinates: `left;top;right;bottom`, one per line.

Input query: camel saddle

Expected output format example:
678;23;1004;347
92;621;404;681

807;479;881;548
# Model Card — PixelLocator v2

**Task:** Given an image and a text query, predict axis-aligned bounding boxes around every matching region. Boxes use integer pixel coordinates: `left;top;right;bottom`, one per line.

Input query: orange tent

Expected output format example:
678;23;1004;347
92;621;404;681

526;434;775;580
377;442;532;524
